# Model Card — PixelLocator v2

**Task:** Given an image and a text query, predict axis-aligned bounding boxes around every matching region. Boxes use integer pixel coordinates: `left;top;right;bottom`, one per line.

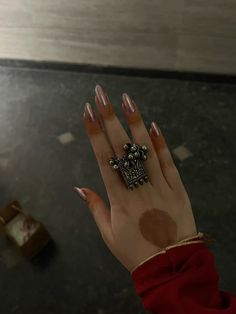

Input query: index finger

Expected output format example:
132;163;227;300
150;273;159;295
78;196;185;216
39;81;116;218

83;102;128;204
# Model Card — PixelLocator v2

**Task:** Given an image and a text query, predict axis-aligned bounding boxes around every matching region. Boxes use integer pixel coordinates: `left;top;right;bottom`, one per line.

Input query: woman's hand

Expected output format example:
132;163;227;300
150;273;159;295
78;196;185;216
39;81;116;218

76;85;197;272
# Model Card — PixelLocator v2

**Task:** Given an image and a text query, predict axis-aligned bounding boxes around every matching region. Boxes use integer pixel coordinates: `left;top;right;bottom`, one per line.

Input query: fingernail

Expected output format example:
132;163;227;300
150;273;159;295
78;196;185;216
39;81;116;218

122;93;136;113
95;85;110;106
151;122;160;136
74;187;87;201
85;102;96;122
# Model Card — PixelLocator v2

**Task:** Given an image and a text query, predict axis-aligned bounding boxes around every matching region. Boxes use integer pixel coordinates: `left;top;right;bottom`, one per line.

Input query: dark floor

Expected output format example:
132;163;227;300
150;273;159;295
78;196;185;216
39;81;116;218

0;64;235;314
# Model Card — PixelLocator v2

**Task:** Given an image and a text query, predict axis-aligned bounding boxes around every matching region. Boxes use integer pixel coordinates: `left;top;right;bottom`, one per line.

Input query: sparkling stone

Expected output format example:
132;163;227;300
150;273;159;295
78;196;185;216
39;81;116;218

113;165;119;169
128;154;133;160
142;145;147;151
131;145;137;152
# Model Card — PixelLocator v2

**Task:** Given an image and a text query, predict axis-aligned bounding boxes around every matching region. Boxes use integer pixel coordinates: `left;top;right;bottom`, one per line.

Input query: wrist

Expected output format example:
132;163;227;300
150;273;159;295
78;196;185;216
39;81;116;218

130;231;206;274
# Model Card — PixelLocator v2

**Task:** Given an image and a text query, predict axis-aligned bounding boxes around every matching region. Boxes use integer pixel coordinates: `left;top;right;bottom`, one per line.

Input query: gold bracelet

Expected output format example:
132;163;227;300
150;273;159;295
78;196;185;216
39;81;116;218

177;232;204;243
130;232;206;274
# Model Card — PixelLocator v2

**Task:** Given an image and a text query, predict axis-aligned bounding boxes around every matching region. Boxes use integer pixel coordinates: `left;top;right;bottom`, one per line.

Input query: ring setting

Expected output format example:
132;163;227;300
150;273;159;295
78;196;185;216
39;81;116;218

108;143;149;190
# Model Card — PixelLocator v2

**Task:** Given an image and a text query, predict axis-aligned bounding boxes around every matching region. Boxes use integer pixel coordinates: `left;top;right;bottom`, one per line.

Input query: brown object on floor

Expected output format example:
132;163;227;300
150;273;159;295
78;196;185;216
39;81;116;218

0;200;51;259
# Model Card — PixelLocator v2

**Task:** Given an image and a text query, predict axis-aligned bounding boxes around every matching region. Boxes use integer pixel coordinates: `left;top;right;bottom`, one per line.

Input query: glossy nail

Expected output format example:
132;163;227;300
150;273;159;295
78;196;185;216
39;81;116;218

122;93;136;113
85;102;96;122
74;187;87;201
151;122;160;136
95;85;110;106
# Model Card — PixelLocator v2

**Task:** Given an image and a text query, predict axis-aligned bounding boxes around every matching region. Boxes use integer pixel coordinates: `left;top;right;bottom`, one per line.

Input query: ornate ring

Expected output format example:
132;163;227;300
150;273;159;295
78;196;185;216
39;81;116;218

108;142;149;190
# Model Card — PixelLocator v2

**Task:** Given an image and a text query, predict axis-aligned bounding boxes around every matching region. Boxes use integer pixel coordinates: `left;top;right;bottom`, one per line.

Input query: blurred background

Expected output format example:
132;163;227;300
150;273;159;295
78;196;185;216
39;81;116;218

0;1;235;313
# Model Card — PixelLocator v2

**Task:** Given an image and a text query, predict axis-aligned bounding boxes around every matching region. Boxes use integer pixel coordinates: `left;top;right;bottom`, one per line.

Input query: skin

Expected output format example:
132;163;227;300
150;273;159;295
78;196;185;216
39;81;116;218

79;85;198;272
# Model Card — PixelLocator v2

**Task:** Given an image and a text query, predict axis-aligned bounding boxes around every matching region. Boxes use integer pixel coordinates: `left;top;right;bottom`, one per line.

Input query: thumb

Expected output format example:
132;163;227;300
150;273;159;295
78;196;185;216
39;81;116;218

74;187;113;243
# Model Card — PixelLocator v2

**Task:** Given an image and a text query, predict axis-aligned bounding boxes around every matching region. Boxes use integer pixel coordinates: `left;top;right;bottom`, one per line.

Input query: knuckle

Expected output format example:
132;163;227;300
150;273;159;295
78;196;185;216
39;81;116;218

128;113;142;125
157;136;167;149
147;147;155;159
161;158;175;170
131;116;141;125
113;142;126;156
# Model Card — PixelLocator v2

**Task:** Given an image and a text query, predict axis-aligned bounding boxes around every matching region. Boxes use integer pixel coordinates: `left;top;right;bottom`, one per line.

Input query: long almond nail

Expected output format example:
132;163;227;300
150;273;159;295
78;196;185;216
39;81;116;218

74;187;87;201
95;85;110;106
151;122;160;136
122;93;136;113
85;102;96;122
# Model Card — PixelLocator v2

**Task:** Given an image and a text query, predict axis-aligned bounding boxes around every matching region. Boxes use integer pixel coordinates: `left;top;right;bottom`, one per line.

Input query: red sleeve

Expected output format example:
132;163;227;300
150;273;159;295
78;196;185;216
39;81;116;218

131;242;236;314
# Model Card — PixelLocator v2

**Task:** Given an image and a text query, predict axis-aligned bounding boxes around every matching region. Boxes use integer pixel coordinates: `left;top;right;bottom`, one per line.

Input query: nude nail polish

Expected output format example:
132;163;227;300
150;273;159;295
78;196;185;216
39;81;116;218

122;93;136;113
151;122;160;136
95;85;110;106
85;102;96;122
74;187;87;201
